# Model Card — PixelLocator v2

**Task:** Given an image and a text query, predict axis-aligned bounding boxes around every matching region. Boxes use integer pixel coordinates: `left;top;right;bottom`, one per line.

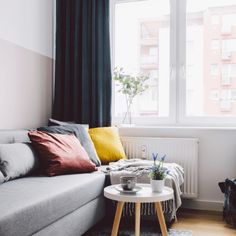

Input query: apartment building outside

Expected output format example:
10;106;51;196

138;5;236;116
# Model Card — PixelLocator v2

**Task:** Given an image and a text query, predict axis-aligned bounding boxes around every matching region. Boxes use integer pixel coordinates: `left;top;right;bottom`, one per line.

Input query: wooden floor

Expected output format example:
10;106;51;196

171;209;236;236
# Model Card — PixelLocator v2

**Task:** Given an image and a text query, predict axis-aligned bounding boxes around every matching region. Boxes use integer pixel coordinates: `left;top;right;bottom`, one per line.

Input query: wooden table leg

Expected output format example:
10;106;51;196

155;202;168;236
135;202;141;236
111;201;124;236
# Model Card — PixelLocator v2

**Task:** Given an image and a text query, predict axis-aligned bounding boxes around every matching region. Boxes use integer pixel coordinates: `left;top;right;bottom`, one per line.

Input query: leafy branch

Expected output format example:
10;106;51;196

113;67;149;123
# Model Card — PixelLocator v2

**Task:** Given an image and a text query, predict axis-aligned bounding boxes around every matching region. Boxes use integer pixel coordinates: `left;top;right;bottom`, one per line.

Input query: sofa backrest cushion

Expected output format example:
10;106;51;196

0;143;39;183
0;130;29;144
48;118;89;130
28;131;97;176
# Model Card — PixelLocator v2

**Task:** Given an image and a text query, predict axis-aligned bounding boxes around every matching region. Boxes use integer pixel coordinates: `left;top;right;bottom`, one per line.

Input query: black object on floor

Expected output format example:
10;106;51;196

219;178;236;228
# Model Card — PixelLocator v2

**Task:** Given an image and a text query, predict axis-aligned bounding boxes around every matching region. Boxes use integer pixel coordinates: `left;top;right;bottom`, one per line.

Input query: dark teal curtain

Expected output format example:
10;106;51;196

53;0;112;128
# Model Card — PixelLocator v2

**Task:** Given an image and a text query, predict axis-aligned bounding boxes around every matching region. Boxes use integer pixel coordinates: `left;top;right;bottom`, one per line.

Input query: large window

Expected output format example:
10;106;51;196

113;0;171;124
112;0;236;126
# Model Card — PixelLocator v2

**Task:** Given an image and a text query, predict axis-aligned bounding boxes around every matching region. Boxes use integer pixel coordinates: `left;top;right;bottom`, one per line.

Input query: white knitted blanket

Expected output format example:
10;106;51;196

106;159;184;219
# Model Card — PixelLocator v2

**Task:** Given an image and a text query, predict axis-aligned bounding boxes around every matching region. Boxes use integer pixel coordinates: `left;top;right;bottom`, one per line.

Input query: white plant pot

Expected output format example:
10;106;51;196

150;179;165;193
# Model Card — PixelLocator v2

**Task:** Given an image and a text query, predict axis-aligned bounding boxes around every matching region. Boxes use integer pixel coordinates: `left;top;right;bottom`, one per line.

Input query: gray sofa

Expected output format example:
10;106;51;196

0;130;106;236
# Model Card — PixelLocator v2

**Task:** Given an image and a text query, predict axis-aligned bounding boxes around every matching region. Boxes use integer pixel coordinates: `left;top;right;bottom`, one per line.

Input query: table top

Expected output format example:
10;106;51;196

104;184;173;203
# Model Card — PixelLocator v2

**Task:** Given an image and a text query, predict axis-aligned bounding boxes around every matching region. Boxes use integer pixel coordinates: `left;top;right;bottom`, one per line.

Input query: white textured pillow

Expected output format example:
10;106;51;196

0;143;38;183
0;171;4;184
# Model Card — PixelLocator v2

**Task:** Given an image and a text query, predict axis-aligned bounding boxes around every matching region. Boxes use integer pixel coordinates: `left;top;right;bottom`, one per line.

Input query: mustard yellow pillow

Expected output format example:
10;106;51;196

88;127;126;164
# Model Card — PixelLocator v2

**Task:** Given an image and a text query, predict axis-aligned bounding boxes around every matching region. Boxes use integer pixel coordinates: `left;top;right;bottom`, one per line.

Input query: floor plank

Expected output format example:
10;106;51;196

172;209;236;236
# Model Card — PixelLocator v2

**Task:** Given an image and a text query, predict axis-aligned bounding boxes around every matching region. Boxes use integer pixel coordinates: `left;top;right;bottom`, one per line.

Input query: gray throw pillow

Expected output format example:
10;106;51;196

38;125;101;166
48;118;89;130
0;143;39;183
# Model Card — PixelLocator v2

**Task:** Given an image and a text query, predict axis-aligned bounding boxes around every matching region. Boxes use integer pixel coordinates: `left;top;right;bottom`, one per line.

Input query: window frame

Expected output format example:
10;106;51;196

110;0;177;126
111;0;236;127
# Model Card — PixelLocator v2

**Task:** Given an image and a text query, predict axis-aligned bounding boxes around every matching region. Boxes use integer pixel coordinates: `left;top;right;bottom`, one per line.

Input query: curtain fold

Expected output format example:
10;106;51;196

53;0;112;128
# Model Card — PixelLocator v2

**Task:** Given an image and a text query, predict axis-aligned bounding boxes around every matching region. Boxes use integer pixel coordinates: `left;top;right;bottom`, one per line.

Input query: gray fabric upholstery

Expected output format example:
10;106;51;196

0;130;29;144
0;170;4;183
0;173;105;236
48;118;89;130
0;130;106;236
0;143;38;182
33;196;105;236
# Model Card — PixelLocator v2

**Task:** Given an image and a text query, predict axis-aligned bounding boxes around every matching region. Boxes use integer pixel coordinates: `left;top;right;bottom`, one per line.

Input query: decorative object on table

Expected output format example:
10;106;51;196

120;176;137;190
113;67;149;124
149;153;169;193
115;184;142;194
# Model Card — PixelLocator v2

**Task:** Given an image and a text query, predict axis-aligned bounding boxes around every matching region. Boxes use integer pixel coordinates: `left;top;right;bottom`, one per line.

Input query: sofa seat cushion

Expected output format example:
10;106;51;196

0;173;105;236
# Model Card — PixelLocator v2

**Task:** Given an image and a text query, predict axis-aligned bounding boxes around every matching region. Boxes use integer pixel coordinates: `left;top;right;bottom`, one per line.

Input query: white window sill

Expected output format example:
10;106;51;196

117;125;236;131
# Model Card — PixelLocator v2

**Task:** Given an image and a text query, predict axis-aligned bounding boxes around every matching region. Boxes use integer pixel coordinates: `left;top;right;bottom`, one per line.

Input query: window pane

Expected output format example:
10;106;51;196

186;0;236;116
114;0;170;120
210;90;219;100
210;64;219;76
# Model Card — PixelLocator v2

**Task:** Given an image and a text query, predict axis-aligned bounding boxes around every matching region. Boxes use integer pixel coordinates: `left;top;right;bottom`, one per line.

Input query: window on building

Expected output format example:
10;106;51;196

112;0;236;126
149;47;158;56
222;39;236;53
210;64;219;76
221;89;231;100
222;14;236;34
220;100;231;111
211;15;220;25
210;90;219;100
231;89;236;100
211;40;220;50
222;64;236;77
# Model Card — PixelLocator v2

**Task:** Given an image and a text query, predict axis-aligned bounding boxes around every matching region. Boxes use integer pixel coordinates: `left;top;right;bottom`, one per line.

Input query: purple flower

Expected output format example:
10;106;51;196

161;155;166;162
152;153;158;162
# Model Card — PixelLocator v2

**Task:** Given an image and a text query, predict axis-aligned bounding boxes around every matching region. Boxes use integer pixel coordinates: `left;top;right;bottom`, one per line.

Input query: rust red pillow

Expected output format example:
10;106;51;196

28;131;97;176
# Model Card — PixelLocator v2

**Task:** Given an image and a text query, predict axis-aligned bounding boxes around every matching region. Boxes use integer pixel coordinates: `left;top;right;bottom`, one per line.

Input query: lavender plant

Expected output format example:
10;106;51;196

149;153;169;180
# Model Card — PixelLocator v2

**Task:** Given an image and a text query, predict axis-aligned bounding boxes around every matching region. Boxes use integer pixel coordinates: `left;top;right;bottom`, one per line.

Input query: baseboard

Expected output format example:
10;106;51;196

181;199;223;212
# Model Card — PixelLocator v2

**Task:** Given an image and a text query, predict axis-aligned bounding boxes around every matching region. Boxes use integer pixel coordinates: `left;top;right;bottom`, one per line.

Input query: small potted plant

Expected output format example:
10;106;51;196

149;153;168;193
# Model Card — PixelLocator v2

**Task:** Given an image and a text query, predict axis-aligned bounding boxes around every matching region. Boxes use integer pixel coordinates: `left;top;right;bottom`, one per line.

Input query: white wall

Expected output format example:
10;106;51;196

0;0;54;129
0;0;53;58
119;127;236;211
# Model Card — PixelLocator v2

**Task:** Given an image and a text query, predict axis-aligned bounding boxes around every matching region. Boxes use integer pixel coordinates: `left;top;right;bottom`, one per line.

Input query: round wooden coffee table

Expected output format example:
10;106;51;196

104;184;173;236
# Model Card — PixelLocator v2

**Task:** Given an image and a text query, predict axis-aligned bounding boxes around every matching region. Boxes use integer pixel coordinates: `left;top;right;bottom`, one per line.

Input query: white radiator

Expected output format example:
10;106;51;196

120;136;199;199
